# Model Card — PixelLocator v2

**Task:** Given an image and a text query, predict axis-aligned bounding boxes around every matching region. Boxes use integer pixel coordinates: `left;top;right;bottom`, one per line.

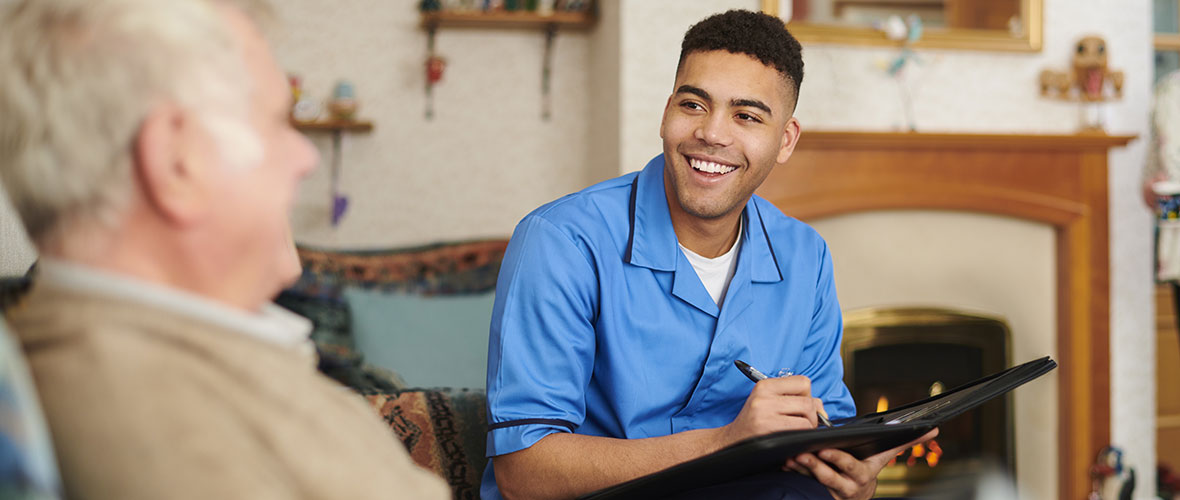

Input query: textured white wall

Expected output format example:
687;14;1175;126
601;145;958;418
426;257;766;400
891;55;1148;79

273;0;593;249
587;0;622;183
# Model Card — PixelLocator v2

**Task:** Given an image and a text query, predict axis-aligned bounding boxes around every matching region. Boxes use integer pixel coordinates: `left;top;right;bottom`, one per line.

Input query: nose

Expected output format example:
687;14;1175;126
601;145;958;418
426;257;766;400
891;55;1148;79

693;112;733;147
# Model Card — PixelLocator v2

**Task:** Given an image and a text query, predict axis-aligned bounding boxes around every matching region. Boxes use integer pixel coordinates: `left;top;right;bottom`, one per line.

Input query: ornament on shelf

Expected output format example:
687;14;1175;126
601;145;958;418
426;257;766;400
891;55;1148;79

1087;446;1135;500
327;80;359;122
1038;35;1124;133
288;75;321;123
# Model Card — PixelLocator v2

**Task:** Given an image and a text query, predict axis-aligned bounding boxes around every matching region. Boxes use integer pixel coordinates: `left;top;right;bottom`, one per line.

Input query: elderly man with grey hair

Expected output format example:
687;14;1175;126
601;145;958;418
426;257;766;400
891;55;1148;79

0;1;448;498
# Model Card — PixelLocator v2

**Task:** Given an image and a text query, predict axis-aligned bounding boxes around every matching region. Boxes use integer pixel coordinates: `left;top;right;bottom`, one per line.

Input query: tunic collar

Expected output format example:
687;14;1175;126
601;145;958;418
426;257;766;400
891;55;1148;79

625;154;784;285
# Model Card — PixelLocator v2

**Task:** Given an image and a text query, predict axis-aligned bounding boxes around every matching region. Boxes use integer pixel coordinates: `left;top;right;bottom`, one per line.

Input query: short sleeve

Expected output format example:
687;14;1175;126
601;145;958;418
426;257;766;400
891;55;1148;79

485;215;599;457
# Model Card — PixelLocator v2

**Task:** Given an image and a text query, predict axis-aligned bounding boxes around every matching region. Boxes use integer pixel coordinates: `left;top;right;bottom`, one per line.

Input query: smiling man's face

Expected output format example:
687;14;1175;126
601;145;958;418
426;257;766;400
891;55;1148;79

659;49;800;224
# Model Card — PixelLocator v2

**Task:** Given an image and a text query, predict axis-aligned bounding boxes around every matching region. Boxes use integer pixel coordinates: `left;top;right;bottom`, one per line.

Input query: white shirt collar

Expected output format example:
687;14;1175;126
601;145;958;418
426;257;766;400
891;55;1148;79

34;258;313;353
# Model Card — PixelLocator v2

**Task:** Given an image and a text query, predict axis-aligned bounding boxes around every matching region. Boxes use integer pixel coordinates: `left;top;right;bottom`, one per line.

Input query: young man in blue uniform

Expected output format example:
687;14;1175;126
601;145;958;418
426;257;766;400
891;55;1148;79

482;10;937;500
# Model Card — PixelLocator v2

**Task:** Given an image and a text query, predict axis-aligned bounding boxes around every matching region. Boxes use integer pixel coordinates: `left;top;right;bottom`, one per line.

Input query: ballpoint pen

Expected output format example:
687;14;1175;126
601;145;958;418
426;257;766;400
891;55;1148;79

734;360;833;428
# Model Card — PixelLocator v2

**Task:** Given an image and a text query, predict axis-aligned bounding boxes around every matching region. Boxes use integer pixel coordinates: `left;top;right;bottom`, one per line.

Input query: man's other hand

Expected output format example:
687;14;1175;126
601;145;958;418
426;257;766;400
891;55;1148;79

784;428;940;500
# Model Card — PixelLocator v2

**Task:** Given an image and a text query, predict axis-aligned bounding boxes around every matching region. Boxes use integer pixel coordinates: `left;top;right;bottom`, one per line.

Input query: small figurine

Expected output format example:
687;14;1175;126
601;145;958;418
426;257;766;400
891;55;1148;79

1087;446;1135;500
288;75;321;123
1039;35;1125;102
327;80;359;122
1039;35;1124;132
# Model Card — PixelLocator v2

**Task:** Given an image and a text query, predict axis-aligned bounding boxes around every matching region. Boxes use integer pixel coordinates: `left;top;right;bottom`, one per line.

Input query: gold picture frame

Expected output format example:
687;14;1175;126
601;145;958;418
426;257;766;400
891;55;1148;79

761;0;1042;52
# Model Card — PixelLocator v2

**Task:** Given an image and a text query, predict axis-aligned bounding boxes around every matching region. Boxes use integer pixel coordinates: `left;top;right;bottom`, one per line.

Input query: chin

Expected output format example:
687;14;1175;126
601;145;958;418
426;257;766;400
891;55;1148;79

678;199;735;220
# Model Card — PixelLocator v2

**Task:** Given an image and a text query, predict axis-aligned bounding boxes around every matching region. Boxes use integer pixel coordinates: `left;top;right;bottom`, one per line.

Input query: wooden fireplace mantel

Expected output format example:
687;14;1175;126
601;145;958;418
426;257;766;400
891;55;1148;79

756;130;1135;500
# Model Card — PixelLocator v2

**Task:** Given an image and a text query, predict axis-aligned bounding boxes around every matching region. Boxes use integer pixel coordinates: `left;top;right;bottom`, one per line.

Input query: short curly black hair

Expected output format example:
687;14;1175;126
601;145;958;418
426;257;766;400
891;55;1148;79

677;10;803;110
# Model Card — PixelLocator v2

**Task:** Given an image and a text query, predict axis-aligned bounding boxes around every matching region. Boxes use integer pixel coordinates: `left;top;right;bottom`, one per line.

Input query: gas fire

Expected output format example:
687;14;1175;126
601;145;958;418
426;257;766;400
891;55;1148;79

878;395;943;468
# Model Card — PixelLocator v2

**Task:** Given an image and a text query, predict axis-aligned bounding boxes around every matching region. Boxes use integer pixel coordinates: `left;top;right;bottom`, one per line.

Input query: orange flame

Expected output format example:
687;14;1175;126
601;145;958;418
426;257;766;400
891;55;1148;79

876;395;944;469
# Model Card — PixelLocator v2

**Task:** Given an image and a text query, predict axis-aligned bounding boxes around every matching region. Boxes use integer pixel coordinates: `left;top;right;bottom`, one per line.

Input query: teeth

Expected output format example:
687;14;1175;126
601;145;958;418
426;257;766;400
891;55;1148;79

690;158;737;174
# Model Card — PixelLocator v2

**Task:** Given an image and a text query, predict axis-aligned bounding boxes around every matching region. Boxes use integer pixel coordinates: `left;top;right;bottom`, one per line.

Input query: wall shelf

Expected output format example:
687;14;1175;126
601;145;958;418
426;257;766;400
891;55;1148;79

419;10;596;31
293;120;374;133
418;7;596;120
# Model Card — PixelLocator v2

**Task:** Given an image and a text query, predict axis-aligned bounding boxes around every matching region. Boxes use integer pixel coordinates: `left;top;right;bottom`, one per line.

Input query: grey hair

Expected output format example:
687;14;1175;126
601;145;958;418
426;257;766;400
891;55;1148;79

0;0;274;242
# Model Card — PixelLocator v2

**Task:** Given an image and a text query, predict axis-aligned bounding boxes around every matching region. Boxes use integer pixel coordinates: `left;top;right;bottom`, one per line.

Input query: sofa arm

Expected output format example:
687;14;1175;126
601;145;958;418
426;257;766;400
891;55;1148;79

368;388;488;500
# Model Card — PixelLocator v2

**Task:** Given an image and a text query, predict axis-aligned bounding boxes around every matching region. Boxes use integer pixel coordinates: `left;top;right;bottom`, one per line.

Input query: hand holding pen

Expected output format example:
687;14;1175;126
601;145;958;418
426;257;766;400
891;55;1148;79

734;360;833;428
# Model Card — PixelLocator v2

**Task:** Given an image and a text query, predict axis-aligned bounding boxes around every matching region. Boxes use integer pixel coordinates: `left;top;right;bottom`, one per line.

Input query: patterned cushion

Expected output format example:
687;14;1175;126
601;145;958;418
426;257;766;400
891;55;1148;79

278;239;509;353
290;239;509;299
369;389;488;500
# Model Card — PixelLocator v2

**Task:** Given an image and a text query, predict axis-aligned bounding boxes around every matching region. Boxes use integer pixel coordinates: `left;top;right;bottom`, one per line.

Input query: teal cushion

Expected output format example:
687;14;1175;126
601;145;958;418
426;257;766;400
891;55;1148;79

343;287;494;389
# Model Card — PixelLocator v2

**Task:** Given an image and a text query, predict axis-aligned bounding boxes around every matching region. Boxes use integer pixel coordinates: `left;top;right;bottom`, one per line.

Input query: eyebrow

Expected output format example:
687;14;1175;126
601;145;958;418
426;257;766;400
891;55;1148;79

733;98;773;116
675;85;773;117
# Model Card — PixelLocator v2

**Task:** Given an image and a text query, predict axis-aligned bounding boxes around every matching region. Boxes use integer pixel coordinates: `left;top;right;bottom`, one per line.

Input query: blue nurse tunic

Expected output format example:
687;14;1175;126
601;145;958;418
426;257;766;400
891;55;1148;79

481;155;855;499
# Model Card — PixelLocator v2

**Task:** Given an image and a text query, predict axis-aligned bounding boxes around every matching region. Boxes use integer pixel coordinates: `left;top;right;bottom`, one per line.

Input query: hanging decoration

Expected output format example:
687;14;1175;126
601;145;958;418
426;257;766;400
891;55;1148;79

424;26;446;120
874;14;923;132
541;25;555;120
328;81;359;226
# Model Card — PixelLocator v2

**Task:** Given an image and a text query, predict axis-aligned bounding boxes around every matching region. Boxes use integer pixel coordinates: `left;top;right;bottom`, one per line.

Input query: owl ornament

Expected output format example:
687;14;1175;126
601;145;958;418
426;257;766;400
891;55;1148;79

1039;36;1124;132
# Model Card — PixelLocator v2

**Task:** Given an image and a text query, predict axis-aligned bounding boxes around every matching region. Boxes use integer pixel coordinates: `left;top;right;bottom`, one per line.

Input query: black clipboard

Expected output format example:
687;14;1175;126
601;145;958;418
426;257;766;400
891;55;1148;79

579;356;1057;500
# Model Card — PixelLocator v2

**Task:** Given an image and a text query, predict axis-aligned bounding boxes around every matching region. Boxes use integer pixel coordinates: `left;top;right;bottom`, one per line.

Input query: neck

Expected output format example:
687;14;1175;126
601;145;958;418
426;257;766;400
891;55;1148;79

38;212;266;313
670;209;742;259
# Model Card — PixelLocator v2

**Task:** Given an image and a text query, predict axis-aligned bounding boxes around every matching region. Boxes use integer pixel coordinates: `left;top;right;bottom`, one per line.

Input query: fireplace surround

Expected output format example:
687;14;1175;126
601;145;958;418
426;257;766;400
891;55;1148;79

755;130;1133;500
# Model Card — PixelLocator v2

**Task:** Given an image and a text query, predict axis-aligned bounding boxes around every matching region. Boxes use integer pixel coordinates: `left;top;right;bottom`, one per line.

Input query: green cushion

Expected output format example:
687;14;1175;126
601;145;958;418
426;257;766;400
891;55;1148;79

344;287;494;389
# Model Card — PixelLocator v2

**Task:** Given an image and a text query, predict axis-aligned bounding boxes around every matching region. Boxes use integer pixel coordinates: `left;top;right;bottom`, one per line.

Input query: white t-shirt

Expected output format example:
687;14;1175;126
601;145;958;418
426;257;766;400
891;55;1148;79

678;223;743;308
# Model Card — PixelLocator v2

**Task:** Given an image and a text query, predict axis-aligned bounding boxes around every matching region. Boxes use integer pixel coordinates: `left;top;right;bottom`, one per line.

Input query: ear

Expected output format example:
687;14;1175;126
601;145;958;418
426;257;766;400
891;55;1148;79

777;116;801;164
658;95;673;140
133;104;214;226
